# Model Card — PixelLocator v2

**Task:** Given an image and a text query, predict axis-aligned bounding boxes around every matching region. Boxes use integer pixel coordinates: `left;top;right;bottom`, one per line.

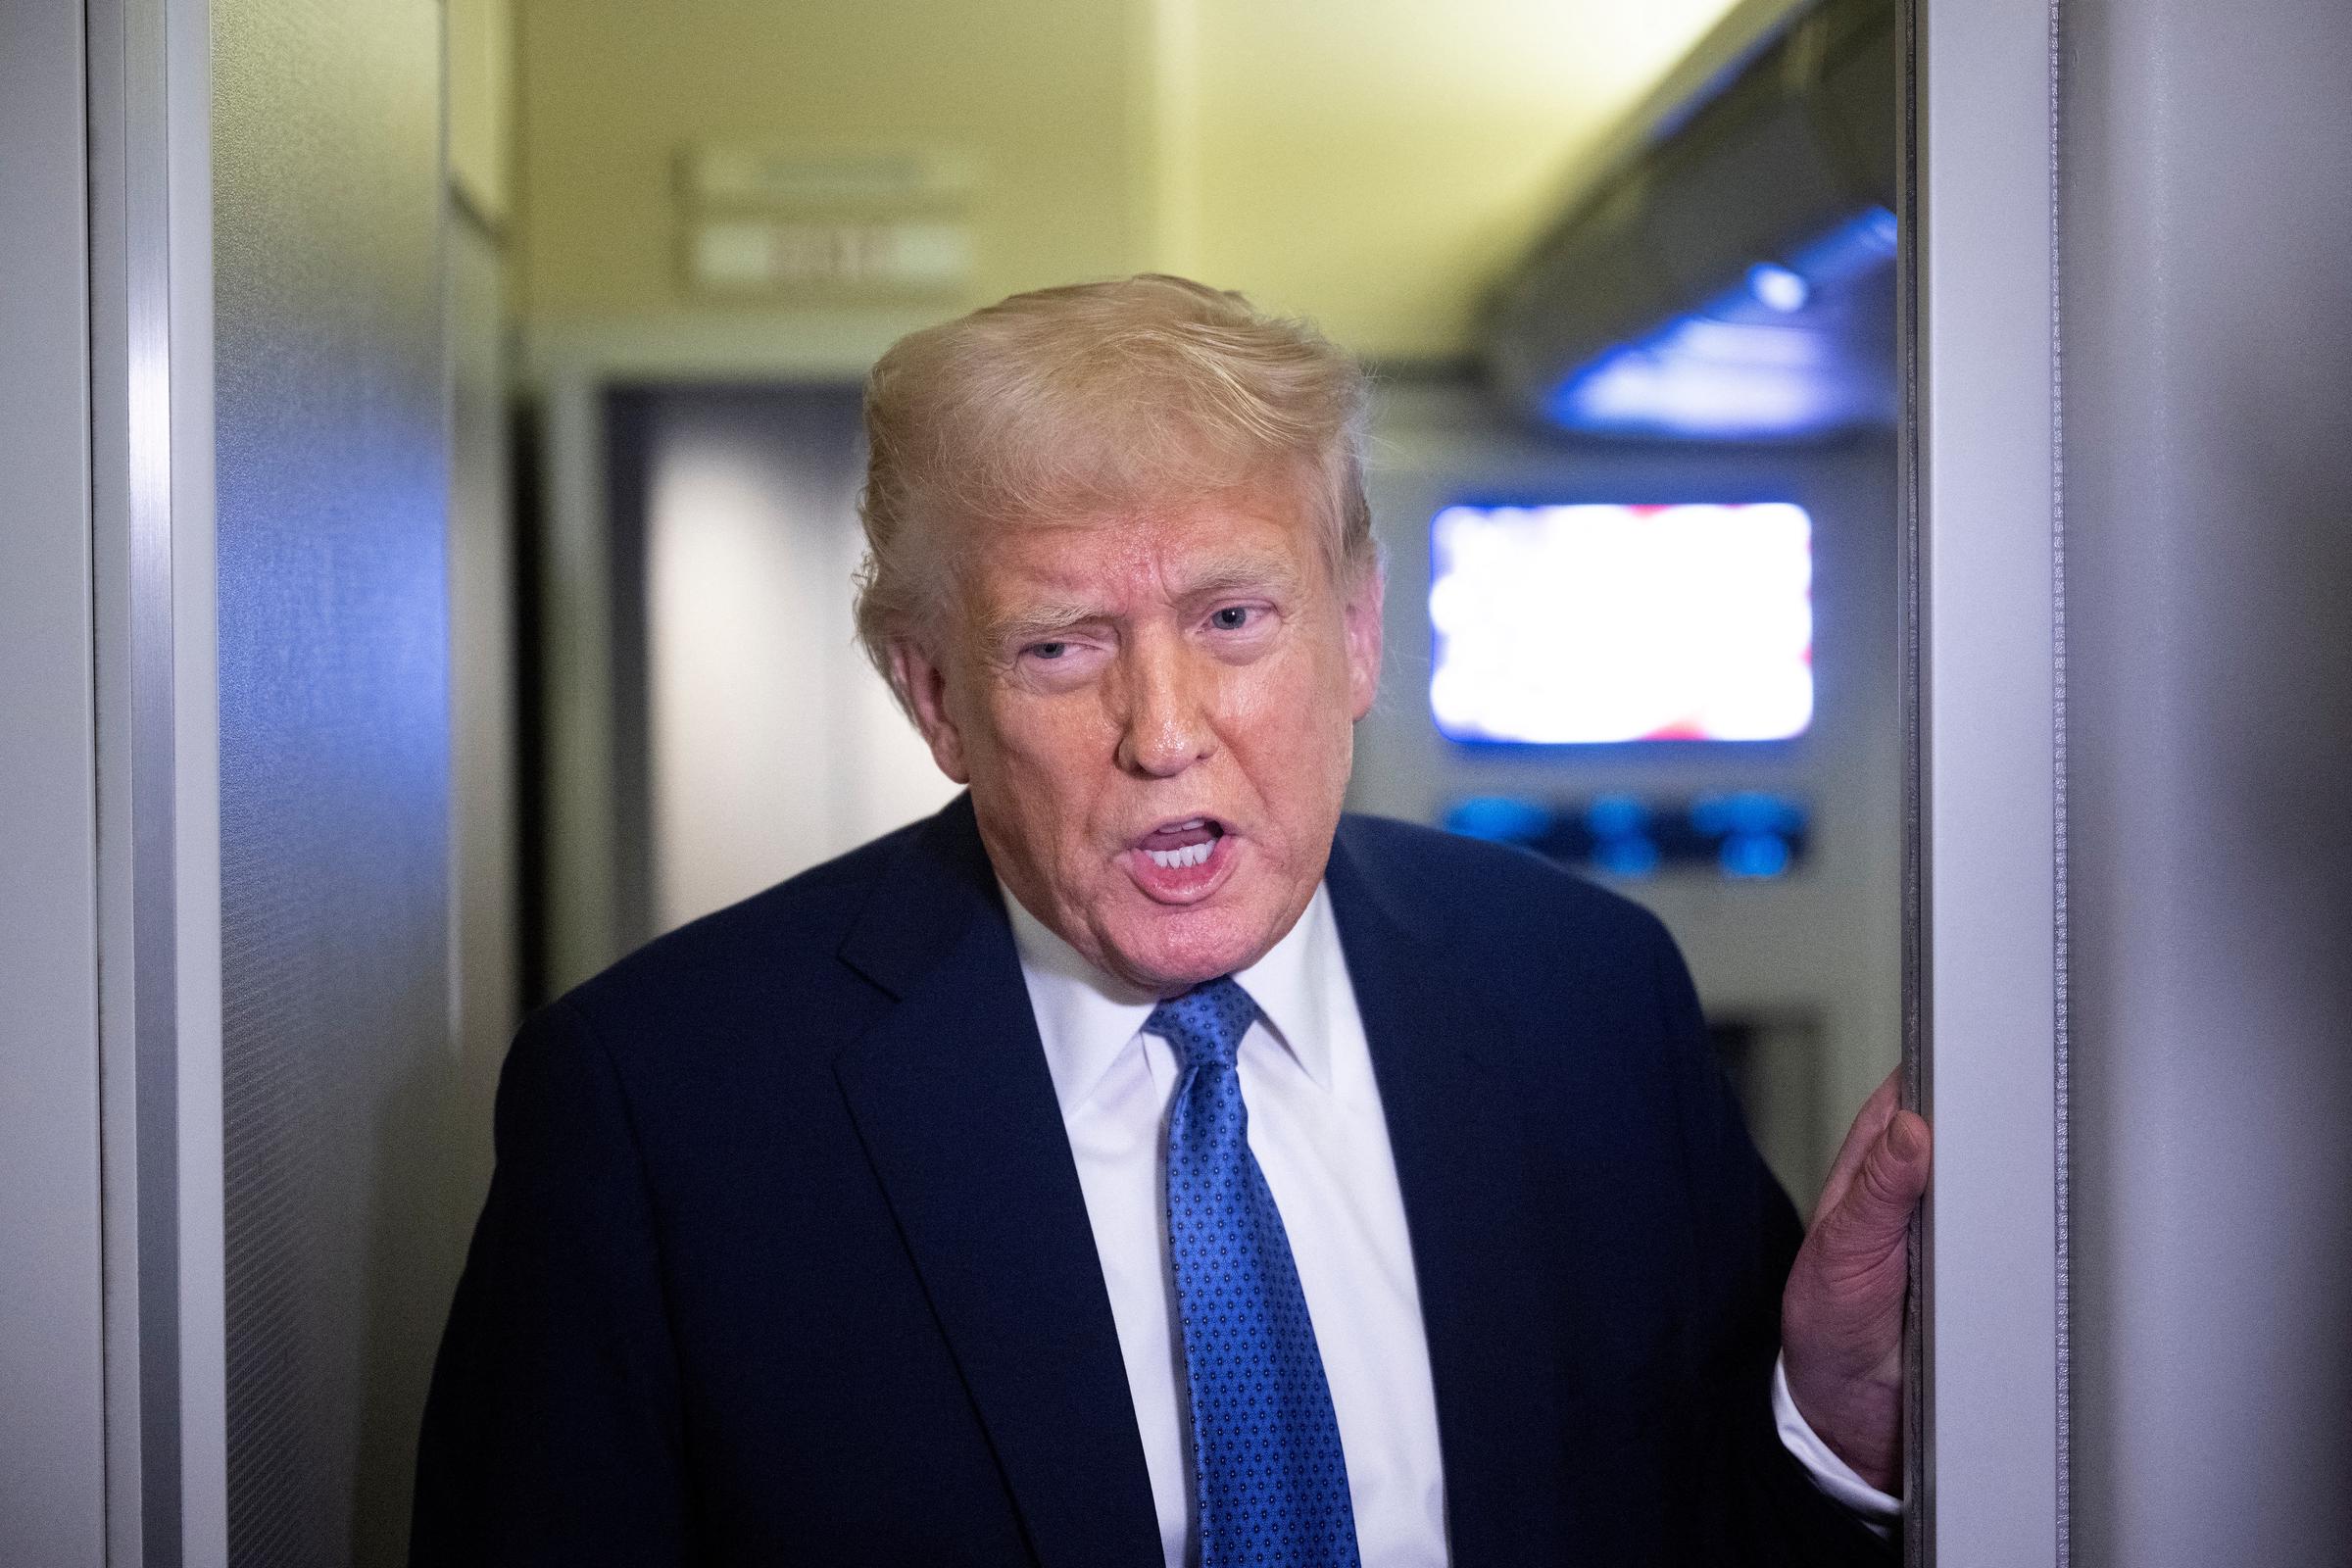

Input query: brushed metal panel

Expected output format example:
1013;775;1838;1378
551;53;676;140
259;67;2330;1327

2061;0;2352;1561
211;0;453;1561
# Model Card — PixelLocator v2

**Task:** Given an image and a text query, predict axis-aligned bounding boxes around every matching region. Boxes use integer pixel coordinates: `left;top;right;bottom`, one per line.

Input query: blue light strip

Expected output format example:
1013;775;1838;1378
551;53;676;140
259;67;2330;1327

1544;206;1898;440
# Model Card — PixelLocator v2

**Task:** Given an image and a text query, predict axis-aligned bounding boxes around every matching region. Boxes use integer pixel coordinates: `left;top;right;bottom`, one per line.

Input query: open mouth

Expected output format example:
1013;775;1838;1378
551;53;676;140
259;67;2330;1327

1138;816;1224;869
1124;816;1236;902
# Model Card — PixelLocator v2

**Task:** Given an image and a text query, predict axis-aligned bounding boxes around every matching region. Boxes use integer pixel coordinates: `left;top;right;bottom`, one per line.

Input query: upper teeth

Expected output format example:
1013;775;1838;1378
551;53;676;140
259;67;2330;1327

1148;841;1214;870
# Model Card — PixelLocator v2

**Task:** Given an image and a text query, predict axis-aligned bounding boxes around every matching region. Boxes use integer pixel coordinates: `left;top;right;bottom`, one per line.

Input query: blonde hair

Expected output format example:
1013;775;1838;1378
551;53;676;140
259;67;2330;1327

853;274;1373;695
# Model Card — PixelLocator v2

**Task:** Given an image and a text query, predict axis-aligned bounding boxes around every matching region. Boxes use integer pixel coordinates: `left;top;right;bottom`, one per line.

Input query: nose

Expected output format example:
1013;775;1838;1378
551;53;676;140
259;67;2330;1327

1114;630;1214;778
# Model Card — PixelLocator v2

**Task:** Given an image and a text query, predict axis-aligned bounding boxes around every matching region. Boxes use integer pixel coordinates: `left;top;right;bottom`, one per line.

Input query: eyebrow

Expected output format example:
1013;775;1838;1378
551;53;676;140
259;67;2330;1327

1169;557;1302;604
977;556;1304;653
981;601;1105;651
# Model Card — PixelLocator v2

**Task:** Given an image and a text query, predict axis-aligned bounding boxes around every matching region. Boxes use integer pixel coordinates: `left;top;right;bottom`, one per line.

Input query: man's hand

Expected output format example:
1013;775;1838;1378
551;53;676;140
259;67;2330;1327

1781;1068;1931;1494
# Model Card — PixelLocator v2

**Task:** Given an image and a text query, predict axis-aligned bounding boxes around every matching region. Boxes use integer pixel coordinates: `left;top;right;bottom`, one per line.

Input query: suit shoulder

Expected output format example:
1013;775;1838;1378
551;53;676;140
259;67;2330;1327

1335;811;1679;967
549;815;926;1032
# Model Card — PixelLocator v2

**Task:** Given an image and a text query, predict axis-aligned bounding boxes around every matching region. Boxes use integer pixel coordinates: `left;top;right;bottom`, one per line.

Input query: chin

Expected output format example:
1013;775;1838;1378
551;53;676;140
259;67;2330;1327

1098;897;1283;996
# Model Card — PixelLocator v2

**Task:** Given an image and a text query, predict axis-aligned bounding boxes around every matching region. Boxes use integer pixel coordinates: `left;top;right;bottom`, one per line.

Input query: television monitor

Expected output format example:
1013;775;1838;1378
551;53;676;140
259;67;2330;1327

1428;501;1814;744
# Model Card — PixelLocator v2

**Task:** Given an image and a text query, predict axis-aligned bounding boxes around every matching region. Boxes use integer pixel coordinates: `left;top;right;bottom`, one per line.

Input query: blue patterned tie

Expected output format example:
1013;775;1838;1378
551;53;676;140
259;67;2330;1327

1149;977;1362;1568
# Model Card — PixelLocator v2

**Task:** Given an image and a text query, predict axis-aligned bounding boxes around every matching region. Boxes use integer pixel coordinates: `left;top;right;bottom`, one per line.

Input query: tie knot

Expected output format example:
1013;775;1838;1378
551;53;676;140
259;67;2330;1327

1145;976;1259;1071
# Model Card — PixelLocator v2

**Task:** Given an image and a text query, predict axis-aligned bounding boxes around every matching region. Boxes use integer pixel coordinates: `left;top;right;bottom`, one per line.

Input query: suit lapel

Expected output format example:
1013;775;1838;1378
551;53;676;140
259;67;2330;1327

832;798;1162;1568
1327;824;1571;1568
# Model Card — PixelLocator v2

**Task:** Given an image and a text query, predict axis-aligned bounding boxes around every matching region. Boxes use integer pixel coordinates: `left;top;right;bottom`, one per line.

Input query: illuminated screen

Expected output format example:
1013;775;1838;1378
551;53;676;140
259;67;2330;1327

1428;502;1813;744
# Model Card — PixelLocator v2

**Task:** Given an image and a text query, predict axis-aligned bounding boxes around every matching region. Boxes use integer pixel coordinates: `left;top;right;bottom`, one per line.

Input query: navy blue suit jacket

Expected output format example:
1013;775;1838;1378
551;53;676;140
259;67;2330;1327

412;794;1892;1566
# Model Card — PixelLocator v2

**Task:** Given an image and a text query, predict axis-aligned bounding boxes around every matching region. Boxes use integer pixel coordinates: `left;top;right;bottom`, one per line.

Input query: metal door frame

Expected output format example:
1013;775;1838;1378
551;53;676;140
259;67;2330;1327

93;0;228;1560
1903;0;2067;1560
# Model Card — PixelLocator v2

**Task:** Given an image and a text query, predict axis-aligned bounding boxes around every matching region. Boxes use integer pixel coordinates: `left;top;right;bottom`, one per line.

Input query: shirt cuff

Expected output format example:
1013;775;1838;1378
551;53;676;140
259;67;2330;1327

1772;1353;1902;1537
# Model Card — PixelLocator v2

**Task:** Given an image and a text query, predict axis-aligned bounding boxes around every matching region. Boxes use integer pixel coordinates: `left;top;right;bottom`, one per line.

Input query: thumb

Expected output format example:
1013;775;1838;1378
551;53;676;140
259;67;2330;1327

1811;1109;1930;1269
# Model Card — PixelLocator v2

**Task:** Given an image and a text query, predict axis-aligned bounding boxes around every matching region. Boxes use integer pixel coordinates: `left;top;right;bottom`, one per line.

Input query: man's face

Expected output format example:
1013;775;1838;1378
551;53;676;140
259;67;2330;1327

895;485;1383;995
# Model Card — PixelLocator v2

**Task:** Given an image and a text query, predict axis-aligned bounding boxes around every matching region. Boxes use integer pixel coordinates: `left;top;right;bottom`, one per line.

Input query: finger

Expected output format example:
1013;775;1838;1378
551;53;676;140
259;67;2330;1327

1812;1108;1932;1267
1810;1069;1901;1228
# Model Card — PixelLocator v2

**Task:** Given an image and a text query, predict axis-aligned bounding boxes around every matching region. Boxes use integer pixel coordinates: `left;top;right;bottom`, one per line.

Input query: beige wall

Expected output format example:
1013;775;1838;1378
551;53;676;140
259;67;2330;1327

1189;0;1754;359
513;0;1143;331
511;0;1761;362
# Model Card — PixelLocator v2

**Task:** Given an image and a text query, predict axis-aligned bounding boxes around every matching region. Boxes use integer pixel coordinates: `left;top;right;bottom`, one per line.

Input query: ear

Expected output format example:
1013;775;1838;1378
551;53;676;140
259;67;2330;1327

889;638;971;784
1342;561;1386;721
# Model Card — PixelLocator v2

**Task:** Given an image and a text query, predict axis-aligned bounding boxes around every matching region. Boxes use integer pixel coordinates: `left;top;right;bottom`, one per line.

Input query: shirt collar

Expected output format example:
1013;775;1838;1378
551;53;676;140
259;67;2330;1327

1001;880;1341;1115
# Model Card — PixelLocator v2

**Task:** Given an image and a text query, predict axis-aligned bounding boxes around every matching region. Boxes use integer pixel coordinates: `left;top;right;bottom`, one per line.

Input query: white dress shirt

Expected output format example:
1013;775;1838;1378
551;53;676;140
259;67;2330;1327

1003;879;1898;1568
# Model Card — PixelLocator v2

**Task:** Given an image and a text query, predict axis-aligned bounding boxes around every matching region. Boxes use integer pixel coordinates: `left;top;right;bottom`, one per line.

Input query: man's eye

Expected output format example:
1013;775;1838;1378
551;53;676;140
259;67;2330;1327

1210;607;1252;631
1027;641;1068;661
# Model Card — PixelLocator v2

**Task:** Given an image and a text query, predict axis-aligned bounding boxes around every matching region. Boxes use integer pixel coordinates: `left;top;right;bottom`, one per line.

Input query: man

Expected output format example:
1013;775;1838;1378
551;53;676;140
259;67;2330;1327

412;275;1930;1566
